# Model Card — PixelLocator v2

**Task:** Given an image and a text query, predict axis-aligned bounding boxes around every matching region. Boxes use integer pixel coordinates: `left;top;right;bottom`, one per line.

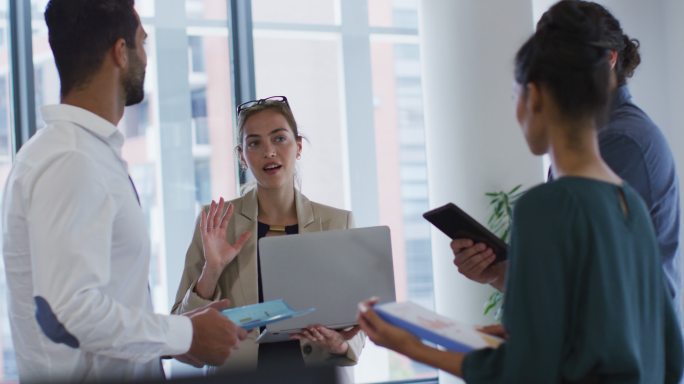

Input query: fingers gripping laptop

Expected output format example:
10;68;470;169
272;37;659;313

256;226;396;343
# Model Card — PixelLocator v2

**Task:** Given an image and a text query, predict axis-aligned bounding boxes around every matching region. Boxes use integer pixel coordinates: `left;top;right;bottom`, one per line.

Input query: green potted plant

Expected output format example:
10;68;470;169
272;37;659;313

483;185;524;320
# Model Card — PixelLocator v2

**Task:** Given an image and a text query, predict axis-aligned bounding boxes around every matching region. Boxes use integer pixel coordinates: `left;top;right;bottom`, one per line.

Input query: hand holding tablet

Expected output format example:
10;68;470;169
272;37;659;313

423;203;508;263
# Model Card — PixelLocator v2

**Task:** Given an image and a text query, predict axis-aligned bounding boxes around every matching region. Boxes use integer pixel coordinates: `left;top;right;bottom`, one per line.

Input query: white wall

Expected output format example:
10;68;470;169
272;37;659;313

418;1;541;383
662;1;684;267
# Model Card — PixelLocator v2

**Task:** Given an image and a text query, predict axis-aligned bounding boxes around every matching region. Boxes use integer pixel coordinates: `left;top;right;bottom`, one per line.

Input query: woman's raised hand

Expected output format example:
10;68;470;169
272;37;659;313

195;198;251;300
201;198;251;270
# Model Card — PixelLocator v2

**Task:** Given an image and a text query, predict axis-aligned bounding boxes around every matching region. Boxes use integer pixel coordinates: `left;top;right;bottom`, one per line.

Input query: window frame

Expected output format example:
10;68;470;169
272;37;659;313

5;1;436;382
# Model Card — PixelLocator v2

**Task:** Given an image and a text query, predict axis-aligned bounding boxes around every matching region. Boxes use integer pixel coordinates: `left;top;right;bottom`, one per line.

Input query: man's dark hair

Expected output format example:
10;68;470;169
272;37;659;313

536;0;640;86
44;0;138;98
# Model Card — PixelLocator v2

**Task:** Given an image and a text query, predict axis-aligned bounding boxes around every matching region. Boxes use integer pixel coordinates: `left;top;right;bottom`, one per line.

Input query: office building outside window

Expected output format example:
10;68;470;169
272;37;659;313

0;1;435;382
251;0;435;381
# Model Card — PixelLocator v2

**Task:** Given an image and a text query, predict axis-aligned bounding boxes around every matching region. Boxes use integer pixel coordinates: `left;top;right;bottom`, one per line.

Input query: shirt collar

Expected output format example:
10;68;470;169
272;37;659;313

611;85;632;113
41;104;125;156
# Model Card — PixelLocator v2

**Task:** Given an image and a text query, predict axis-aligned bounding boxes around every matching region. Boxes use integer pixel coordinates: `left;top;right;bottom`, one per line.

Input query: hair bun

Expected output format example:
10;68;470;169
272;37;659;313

515;0;613;122
620;35;641;80
539;0;640;85
536;1;605;49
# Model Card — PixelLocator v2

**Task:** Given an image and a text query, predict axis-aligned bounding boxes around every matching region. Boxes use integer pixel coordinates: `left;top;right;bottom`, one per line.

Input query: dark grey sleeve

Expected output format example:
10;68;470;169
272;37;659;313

599;133;653;207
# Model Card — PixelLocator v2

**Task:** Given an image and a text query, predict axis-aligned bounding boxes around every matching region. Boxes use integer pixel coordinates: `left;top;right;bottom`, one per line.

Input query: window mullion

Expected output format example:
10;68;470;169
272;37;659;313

8;0;36;154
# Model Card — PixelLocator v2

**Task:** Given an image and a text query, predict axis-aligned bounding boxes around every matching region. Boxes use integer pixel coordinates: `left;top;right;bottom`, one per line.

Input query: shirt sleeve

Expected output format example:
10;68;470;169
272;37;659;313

463;188;578;383
599;132;653;207
26;152;192;361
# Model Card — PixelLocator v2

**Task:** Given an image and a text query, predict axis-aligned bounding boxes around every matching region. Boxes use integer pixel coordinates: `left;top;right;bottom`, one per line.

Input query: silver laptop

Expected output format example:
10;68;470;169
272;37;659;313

256;226;396;343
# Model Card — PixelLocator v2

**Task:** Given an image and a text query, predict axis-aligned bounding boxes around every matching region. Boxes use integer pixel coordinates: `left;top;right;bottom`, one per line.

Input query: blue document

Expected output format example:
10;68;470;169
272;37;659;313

375;301;502;353
222;299;315;331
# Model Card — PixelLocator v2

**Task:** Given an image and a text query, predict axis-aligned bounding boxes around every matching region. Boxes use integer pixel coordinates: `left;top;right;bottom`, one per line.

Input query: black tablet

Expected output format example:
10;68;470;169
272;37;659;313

423;203;508;262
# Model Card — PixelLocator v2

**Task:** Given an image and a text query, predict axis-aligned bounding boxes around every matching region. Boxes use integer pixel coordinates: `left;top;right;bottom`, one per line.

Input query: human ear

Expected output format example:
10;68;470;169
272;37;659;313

527;83;543;114
111;38;128;69
237;148;248;170
296;137;303;159
608;50;618;70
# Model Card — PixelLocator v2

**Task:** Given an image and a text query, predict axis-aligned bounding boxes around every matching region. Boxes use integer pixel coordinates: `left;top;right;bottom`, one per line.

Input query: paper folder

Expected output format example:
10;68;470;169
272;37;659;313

375;301;502;353
222;299;315;331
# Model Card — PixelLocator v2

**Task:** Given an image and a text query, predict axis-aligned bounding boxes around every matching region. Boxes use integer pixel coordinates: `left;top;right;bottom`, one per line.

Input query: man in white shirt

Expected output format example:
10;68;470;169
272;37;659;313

1;0;248;382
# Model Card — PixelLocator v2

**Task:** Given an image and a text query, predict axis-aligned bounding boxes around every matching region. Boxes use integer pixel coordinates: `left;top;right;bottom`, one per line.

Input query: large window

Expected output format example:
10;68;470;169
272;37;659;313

251;0;434;381
367;3;435;381
0;1;434;382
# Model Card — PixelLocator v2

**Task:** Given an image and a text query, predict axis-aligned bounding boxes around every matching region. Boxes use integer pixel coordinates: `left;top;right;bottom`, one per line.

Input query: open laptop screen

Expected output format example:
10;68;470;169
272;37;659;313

257;226;396;339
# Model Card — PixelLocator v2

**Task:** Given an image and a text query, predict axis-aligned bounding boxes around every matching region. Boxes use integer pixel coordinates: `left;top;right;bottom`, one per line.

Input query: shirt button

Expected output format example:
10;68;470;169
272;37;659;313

303;345;313;355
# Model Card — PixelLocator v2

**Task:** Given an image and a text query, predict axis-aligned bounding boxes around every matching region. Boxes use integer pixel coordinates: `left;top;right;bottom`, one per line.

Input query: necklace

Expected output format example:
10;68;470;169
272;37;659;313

267;224;286;232
257;221;298;235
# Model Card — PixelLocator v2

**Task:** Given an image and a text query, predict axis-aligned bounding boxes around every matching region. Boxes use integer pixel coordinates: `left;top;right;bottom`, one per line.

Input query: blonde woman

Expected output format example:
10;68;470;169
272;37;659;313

172;96;364;373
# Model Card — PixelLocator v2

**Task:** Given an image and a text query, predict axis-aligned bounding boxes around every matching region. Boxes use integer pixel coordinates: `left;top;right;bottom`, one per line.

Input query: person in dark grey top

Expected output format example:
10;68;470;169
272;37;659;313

451;1;682;319
461;178;682;383
599;85;681;308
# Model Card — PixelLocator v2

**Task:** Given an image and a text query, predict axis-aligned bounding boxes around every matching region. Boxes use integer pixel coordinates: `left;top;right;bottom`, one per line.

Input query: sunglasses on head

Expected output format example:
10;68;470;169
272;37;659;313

236;96;289;116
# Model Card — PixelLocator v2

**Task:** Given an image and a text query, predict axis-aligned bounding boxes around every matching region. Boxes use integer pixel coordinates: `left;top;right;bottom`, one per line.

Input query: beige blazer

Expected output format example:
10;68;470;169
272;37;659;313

171;188;365;372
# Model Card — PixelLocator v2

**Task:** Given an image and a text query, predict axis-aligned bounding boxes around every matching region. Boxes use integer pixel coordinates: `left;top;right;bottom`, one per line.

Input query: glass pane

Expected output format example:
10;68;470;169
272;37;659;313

119;24;163;309
27;0;160;21
354;38;436;383
137;0;155;18
31;0;59;125
368;0;419;29
0;0;15;380
252;0;339;25
252;32;346;209
186;0;227;21
126;22;235;379
122;25;237;322
30;0;48;19
186;30;237;205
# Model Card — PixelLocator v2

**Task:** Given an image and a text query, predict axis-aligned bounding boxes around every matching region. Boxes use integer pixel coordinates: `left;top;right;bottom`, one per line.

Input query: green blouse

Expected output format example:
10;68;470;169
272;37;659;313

462;177;683;383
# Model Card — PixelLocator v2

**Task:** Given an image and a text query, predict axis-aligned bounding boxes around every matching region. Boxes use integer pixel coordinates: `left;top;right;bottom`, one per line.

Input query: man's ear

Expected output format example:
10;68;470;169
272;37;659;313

608;50;618;70
111;38;128;69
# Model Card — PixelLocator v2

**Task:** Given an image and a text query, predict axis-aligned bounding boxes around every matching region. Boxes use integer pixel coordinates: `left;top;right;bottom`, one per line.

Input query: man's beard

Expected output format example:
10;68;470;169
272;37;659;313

123;49;146;107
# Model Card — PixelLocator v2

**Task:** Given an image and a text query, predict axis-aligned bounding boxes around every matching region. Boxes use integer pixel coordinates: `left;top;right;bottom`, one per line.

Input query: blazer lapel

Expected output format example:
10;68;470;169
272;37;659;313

234;189;316;306
296;189;320;233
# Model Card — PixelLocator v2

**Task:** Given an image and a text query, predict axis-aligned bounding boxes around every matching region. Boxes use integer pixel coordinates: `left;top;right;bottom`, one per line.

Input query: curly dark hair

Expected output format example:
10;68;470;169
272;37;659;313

536;0;640;86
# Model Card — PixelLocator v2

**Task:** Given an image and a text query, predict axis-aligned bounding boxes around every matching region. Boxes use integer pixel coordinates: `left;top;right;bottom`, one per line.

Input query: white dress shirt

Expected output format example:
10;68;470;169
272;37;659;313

2;104;193;383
